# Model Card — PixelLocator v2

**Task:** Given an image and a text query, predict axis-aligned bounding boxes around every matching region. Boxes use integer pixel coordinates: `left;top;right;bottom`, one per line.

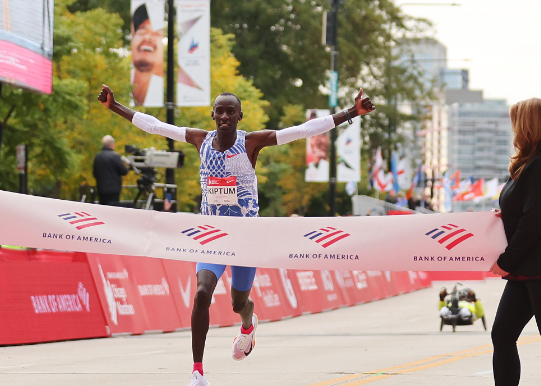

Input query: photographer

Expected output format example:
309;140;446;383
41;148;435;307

93;135;130;205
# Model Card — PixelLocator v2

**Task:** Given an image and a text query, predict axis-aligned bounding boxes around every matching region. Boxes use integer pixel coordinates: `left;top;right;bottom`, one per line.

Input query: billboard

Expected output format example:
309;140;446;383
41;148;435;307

0;0;54;94
130;0;164;107
305;109;361;183
177;0;210;106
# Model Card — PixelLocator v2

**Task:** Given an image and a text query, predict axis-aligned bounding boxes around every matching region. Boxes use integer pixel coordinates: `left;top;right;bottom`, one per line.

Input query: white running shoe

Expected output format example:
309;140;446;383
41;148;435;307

188;370;209;386
232;313;258;361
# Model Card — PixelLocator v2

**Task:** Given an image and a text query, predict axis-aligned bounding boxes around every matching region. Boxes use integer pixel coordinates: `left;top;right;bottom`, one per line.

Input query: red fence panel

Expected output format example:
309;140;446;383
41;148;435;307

427;271;486;281
0;247;33;261
250;268;296;321
0;260;108;345
86;254;183;335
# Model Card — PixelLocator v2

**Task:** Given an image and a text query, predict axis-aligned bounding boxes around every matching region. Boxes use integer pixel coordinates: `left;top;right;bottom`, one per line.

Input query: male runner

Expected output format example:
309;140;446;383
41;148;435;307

97;84;375;386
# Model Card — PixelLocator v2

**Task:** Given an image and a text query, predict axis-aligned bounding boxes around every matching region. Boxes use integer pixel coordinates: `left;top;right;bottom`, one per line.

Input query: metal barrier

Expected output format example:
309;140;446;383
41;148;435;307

351;195;434;216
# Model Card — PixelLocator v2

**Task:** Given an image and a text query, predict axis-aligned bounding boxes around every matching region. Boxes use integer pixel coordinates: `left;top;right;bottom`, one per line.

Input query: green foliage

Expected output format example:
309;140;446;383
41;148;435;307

0;1;132;199
208;0;438;211
0;75;88;197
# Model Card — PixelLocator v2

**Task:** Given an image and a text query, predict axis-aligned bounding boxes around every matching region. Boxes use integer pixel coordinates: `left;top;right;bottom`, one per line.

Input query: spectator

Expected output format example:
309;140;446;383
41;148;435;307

93;135;130;206
489;97;541;386
384;190;398;204
396;191;408;207
420;192;434;211
407;192;419;211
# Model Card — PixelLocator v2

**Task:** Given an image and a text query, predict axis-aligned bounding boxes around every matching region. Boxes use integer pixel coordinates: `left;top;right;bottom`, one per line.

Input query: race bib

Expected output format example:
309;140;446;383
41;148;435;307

207;176;238;205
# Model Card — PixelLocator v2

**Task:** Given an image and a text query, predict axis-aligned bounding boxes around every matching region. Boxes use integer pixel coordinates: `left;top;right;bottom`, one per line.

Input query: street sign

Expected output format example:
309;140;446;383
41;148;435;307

329;71;338;108
16;144;26;174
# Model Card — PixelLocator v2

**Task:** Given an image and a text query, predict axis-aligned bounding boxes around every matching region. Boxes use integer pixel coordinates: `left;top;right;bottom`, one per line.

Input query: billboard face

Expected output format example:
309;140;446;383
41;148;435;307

305;109;331;182
130;0;164;107
336;119;361;182
305;109;361;183
177;0;210;107
0;0;54;94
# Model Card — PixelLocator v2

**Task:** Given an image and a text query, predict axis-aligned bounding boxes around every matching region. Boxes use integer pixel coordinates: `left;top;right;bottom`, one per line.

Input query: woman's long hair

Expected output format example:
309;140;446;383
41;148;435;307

509;98;541;179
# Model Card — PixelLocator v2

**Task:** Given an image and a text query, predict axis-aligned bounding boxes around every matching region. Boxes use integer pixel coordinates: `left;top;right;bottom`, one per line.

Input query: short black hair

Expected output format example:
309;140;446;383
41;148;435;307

133;4;149;32
214;92;241;109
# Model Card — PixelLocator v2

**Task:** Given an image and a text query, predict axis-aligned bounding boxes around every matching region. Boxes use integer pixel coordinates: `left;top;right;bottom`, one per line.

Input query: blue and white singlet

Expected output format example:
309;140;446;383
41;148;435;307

199;130;259;217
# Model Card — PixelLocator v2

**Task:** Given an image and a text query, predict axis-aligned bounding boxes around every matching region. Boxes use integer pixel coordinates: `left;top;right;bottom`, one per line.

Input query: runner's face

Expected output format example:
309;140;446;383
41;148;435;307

212;96;242;132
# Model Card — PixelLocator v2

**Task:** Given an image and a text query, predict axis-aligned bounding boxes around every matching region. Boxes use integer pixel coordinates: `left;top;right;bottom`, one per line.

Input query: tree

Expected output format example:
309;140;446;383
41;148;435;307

210;1;432;126
0;0;134;198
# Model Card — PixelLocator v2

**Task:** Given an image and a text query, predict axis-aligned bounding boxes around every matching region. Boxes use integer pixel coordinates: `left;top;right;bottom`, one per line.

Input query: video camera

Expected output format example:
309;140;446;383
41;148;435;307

124;145;184;208
125;145;184;169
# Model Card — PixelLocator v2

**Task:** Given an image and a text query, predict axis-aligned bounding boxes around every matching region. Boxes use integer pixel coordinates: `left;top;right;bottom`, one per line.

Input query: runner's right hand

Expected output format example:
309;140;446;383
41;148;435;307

97;85;115;109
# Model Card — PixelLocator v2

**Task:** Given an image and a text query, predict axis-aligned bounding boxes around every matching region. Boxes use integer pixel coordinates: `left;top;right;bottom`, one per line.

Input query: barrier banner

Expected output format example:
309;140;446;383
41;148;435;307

0;247;33;261
0;261;108;345
86;254;183;335
390;271;428;294
203;266;238;327
161;259;195;328
426;271;487;281
291;270;346;314
252;269;300;321
162;260;239;327
0;191;507;271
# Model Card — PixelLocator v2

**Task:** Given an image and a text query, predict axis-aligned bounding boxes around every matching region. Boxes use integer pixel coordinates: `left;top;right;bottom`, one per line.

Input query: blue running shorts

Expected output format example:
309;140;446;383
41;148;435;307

196;262;257;292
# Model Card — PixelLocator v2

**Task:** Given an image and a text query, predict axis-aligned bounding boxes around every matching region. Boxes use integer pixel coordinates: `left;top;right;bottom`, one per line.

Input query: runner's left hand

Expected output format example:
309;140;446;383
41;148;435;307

354;88;376;116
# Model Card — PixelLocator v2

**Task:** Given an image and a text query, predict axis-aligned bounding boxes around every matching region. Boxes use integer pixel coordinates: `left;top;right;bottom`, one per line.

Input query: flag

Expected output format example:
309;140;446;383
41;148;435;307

455;178;484;201
406;164;423;200
397;157;410;190
450;170;460;191
484;178;499;199
391;151;401;193
372;147;384;176
454;177;472;196
472;178;500;203
442;171;453;212
374;169;393;192
345;181;357;196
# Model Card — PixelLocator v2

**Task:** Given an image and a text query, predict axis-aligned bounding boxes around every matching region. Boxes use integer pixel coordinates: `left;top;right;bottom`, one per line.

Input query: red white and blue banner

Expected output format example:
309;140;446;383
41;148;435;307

0;191;507;271
177;0;211;106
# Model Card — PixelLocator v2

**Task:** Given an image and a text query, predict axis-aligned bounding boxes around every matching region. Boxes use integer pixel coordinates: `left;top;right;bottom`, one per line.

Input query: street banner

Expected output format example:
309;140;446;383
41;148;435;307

177;0;211;106
0;190;507;271
336;119;361;182
130;0;165;107
305;109;361;182
305;109;331;182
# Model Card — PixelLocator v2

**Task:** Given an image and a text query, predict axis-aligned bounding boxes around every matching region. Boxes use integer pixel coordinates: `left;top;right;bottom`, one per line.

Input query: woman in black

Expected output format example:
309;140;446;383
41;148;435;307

490;97;541;386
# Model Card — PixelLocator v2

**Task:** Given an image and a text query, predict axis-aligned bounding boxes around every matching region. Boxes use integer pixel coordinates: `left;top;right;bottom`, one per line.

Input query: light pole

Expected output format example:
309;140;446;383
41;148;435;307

165;0;177;208
326;0;339;217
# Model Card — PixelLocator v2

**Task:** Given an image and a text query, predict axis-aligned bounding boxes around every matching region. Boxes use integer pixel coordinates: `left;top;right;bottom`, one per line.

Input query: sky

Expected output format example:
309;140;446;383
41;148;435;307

396;0;541;105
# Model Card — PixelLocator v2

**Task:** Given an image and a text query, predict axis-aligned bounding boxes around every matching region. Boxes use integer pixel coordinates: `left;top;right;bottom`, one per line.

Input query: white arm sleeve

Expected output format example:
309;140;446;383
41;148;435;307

132;112;187;142
275;116;335;145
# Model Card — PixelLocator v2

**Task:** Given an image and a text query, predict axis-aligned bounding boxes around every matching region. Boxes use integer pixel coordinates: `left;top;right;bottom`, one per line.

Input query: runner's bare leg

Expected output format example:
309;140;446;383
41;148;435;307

231;288;254;329
191;270;218;362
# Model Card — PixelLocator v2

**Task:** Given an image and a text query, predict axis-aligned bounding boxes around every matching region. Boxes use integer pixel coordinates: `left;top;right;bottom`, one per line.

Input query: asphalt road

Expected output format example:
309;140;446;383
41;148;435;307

2;278;540;386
